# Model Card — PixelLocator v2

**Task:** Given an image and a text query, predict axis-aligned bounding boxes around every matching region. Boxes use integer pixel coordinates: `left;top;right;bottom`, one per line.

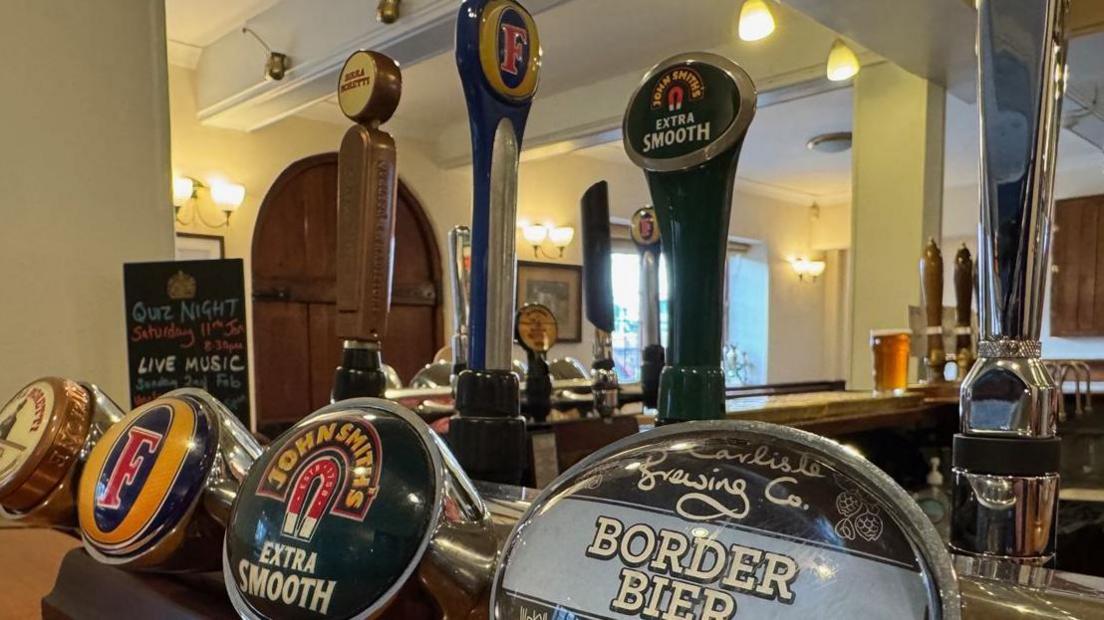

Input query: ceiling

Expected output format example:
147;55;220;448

165;0;1104;203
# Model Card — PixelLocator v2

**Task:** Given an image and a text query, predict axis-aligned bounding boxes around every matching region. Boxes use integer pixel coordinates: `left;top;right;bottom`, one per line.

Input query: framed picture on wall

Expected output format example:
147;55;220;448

516;261;582;343
175;233;225;260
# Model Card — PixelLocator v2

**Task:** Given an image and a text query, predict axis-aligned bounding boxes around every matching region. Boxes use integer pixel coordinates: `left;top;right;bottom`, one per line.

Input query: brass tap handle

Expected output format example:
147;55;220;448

954;243;975;373
920;238;945;380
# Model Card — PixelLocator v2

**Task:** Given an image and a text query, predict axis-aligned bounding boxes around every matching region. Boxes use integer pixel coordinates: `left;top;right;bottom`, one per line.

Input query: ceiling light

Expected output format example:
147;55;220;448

738;0;776;42
806;132;853;153
826;39;860;82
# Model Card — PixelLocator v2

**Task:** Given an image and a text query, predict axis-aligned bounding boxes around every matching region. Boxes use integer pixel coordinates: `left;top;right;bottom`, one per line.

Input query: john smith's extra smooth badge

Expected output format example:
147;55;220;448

225;405;436;619
491;422;960;619
624;53;756;173
79;395;216;563
478;0;541;101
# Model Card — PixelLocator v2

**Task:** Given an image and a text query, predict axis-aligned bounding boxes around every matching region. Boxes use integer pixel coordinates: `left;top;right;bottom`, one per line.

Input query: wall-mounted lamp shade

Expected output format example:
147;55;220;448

172;177;195;207
548;226;575;248
522;224;549;245
826;39;860;82
791;257;826;280
210;181;246;211
738;0;776;42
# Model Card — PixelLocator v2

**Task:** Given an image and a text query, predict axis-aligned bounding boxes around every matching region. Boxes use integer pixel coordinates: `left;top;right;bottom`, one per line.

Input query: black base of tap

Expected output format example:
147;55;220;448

641;344;664;409
524;352;551;422
332;345;386;401
448;369;526;484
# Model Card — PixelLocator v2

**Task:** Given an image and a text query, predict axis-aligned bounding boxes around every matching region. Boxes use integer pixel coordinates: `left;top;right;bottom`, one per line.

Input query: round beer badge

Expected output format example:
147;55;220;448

0;378;90;513
478;0;541;102
224;401;437;620
78;394;215;563
630;207;661;248
516;303;558;353
337;50;401;124
492;421;960;619
624;53;756;172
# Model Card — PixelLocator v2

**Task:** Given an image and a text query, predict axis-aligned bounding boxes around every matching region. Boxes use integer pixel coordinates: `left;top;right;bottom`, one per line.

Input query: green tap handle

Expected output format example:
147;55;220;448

623;53;757;423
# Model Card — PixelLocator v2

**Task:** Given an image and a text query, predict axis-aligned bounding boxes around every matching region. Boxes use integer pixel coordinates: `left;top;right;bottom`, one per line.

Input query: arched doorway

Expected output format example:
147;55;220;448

251;153;443;428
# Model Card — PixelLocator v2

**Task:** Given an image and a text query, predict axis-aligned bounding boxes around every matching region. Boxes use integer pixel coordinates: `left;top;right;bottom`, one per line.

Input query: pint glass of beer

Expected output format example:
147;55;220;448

871;329;911;394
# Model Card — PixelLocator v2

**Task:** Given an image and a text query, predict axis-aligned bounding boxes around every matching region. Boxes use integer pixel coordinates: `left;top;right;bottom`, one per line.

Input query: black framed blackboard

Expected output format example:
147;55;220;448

123;259;251;426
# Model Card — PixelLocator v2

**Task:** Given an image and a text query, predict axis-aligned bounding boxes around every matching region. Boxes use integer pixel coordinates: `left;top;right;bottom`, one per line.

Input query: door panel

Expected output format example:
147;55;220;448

252;153;443;427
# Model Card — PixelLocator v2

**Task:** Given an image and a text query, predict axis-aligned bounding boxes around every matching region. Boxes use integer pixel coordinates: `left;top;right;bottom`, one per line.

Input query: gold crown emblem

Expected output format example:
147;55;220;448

167;270;197;300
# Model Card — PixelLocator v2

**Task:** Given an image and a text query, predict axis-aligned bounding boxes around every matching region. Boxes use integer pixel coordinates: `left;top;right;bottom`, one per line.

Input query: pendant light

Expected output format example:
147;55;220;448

826;39;860;81
738;0;776;42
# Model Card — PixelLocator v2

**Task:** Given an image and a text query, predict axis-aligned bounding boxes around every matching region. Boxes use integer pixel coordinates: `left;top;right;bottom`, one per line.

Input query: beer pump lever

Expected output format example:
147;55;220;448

331;51;402;401
921;238;946;383
582;181;619;418
451;0;541;483
953;0;1069;568
954;244;975;378
624;53;757;423
448;225;472;379
631;206;664;410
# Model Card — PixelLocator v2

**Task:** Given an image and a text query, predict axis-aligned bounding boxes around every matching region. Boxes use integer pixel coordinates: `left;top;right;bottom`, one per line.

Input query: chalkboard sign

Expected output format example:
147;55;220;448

123;259;251;426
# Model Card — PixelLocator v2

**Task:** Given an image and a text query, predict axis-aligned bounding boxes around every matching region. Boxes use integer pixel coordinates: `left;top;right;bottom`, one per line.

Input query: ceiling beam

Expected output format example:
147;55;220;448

193;0;572;132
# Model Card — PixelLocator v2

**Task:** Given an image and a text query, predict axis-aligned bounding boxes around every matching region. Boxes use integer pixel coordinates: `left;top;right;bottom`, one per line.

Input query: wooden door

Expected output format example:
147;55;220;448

252;153;443;428
1051;194;1104;336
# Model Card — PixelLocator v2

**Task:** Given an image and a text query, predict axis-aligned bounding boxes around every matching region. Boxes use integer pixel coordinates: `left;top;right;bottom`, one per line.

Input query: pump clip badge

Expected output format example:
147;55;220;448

630;207;660;248
479;0;541;102
256;419;383;543
79;396;214;558
624;54;756;172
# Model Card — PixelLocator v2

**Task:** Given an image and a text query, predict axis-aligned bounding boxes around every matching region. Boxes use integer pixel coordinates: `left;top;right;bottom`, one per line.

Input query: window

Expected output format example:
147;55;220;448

610;241;767;386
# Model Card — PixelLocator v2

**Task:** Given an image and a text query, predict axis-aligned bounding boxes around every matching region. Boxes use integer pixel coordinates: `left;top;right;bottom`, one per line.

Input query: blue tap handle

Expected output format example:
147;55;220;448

456;0;541;370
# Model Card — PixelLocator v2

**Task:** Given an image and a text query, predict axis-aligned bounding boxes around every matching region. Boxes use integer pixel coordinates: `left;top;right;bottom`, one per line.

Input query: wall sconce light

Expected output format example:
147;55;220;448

173;176;245;228
521;223;574;258
790;257;826;282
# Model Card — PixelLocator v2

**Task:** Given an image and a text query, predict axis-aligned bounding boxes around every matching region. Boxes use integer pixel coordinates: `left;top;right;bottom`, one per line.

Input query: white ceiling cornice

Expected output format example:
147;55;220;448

166;40;202;69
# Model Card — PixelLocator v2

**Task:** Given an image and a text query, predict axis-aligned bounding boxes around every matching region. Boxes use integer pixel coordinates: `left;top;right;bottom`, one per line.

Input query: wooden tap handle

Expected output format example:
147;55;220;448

335;51;402;342
920;238;945;368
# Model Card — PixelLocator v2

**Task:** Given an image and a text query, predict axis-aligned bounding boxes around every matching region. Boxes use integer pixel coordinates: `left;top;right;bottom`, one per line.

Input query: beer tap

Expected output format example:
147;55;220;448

623;53;757;423
448;225;472;379
582;181;619;418
449;0;540;484
0;378;124;530
515;303;556;422
631;207;664;411
921;238;947;383
331;51;402;401
78;388;262;571
953;0;1069;568
954;244;975;378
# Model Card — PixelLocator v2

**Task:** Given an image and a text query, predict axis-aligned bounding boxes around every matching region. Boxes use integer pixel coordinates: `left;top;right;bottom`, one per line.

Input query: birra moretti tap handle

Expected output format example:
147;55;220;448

0;378;124;529
332;50;402;401
623;53;756;423
582;180;619;417
450;0;540;484
953;0;1069;564
631;207;664;409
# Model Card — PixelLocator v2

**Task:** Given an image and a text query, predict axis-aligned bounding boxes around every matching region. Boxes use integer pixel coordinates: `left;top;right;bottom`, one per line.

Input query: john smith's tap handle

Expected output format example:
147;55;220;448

581;180;618;417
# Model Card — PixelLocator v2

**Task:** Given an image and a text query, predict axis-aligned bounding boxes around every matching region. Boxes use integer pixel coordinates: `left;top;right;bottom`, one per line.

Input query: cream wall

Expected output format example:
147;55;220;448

0;0;173;400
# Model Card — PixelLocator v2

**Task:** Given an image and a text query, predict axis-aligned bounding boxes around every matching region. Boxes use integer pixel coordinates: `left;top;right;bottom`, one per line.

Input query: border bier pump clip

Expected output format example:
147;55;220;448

332;50;402;401
450;0;541;484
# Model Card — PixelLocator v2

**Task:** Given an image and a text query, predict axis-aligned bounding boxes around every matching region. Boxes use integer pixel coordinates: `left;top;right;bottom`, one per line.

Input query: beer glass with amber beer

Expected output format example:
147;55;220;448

871;329;911;394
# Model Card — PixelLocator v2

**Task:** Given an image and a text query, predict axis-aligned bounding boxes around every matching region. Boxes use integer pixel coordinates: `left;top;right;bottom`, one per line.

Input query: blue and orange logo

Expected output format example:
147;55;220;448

78;396;213;558
256;419;383;543
479;0;541;101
